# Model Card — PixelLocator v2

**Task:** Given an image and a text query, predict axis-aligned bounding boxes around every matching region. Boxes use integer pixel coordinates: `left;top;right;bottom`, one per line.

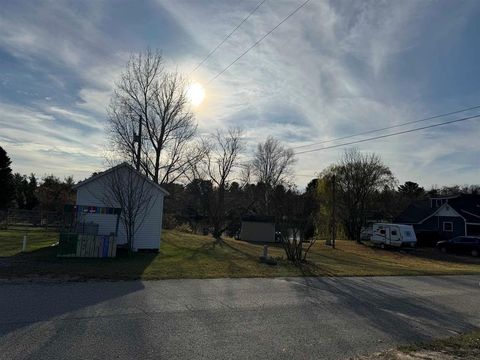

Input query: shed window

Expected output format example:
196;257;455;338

443;222;453;232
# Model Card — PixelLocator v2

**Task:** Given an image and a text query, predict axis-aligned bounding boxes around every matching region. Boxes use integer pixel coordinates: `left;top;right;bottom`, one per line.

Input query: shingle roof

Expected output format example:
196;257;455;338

394;199;437;224
73;162;170;196
395;194;480;224
449;194;480;223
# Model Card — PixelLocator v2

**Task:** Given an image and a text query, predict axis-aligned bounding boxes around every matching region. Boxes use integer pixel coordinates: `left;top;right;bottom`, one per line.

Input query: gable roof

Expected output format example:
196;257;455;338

394;199;437;224
395;194;480;225
73;162;170;196
448;194;480;223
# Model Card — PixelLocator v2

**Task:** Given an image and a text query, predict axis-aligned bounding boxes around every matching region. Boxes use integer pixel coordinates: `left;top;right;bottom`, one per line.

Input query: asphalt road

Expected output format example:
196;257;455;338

1;275;479;360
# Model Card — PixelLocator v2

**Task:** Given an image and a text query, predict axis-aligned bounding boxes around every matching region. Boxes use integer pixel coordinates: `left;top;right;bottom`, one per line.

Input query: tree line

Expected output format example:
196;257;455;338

0;146;75;212
1;49;478;255
101;49;479;247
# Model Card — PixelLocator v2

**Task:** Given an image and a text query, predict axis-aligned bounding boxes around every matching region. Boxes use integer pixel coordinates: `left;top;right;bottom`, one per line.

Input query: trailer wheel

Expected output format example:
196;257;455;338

380;243;385;249
472;249;479;257
440;247;447;254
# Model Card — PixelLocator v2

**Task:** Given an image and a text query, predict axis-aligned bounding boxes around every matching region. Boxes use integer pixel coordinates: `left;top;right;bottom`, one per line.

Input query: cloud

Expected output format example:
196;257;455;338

0;0;479;188
0;101;105;179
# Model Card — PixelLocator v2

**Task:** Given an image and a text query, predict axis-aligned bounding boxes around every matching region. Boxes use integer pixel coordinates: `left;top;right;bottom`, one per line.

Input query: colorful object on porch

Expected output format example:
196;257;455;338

64;204;121;215
58;233;117;258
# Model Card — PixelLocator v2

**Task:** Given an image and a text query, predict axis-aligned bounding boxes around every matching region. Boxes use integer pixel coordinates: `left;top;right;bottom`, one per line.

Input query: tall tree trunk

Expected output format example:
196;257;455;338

154;147;161;183
135;116;142;171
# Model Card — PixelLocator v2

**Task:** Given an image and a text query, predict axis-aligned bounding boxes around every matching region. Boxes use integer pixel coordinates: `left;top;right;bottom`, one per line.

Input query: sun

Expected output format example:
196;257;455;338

186;82;205;107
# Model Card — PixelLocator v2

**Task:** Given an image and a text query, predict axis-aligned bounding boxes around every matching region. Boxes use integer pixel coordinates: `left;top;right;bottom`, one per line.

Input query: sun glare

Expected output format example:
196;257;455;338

186;82;206;107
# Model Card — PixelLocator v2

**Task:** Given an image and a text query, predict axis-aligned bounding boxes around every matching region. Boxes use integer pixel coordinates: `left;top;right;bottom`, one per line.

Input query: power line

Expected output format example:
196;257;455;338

294;114;480;156
293;105;480;150
190;0;267;75
207;0;311;84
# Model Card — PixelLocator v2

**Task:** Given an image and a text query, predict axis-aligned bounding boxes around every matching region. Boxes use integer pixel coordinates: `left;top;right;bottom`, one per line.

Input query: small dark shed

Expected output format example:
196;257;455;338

240;215;276;243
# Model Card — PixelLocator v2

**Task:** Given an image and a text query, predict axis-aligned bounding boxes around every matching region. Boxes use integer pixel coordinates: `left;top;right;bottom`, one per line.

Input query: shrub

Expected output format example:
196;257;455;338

175;223;193;233
162;214;177;229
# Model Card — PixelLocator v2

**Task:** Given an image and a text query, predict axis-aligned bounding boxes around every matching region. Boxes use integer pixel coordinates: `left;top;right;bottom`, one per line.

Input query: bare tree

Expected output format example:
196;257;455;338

200;128;243;242
250;136;296;213
277;192;317;264
328;148;395;242
96;164;157;251
279;219;316;264
252;136;296;186
107;49;200;184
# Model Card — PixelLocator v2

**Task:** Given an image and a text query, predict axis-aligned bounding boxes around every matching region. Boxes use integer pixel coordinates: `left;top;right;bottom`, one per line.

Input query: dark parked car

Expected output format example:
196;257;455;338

436;236;480;257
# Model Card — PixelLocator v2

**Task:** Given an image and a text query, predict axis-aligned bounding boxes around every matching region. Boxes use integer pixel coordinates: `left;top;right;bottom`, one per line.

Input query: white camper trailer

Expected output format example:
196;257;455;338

371;223;417;248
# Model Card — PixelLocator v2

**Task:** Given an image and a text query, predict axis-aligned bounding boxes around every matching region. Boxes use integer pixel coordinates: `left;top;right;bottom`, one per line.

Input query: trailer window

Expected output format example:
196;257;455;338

380;229;385;235
391;230;397;236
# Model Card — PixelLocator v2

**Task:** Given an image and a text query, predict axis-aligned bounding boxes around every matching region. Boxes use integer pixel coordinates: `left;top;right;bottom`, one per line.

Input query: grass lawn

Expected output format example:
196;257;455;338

400;330;480;358
0;227;479;280
0;227;59;256
356;331;480;359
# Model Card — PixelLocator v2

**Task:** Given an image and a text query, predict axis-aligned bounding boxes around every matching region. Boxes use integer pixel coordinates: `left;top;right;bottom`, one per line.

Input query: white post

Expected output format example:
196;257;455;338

22;234;27;252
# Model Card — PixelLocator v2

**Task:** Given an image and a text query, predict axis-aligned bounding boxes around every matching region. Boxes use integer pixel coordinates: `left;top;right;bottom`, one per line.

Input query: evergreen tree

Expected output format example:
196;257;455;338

398;181;425;199
0;146;14;208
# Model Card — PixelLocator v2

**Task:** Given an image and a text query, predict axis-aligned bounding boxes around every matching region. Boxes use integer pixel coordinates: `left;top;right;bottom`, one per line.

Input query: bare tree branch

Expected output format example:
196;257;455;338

92;165;158;251
198;128;244;242
106;49;200;185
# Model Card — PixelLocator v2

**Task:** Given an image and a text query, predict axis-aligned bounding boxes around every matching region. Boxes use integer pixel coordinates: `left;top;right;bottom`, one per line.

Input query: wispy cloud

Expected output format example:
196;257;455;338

1;0;479;187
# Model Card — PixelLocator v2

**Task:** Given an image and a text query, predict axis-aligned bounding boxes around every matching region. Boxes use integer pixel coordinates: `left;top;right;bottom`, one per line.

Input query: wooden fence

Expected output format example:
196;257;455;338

0;208;62;230
58;233;117;258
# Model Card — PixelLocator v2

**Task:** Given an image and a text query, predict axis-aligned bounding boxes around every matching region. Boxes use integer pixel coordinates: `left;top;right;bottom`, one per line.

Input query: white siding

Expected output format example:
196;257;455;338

436;204;463;218
75;168;165;251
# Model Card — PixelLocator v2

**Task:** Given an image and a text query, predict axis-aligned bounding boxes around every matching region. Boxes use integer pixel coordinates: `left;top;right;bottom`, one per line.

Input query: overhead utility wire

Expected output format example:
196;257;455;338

294;114;480;156
190;0;267;74
293;105;480;149
207;0;311;84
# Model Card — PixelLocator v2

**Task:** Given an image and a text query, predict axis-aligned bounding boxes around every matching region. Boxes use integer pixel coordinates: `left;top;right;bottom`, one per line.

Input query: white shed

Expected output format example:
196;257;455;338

73;163;169;251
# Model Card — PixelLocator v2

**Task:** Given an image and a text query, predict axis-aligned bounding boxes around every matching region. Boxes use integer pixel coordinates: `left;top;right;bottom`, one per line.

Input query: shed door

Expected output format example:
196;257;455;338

380;227;390;244
390;227;401;245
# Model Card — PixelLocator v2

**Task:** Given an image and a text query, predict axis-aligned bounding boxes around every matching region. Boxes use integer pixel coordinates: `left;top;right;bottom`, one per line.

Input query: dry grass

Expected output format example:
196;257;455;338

353;331;480;360
0;228;479;280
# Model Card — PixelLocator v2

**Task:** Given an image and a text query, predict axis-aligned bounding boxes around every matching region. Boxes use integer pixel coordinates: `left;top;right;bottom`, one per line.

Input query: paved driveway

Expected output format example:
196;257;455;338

1;275;479;359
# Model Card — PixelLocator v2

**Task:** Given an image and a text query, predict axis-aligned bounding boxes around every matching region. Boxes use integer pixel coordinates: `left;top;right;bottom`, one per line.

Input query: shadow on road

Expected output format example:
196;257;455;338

0;280;146;338
0;246;158;338
287;276;479;343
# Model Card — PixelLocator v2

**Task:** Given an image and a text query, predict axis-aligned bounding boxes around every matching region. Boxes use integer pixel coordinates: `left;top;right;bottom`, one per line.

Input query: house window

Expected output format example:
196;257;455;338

443;222;453;232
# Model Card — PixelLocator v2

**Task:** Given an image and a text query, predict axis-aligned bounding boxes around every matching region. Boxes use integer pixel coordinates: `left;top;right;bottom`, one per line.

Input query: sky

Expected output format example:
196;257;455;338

1;0;479;189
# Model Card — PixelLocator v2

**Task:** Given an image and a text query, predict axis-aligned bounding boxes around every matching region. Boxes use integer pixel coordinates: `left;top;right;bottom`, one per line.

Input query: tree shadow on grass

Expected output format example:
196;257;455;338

186;241;217;260
412;248;480;265
0;244;156;281
311;249;416;275
221;240;261;260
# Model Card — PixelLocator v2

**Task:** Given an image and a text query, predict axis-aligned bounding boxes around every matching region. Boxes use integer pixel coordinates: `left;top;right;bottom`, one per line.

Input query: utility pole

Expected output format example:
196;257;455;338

331;174;336;249
135;115;142;171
